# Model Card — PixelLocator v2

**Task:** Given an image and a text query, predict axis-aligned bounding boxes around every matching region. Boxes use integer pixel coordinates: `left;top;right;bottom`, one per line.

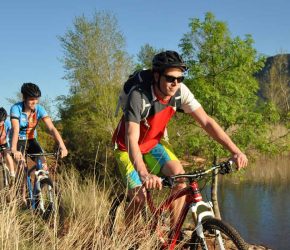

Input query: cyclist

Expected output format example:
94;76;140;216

0;107;15;181
112;50;248;229
10;83;68;161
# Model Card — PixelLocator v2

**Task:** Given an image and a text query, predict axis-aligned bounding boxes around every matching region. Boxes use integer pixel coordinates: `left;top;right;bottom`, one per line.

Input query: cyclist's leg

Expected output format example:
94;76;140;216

162;160;186;227
143;143;186;228
126;187;147;228
3;148;16;179
17;139;45;206
114;149;146;228
16;140;28;204
27;139;46;169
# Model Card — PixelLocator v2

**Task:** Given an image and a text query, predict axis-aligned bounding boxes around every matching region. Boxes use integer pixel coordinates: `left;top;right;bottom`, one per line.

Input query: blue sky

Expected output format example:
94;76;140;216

1;0;289;114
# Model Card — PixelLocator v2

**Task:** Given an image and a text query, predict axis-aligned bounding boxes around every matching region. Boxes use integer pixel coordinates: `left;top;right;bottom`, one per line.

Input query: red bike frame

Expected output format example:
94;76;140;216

146;181;204;250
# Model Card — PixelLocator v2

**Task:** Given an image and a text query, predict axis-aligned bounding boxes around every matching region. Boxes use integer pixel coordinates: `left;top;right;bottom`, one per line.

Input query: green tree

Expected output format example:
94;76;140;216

58;12;133;172
178;12;269;218
135;43;163;70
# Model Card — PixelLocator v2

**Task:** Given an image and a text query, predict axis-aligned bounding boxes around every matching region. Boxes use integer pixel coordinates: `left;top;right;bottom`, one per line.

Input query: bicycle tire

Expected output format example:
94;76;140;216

35;178;65;225
189;217;248;250
107;193;126;236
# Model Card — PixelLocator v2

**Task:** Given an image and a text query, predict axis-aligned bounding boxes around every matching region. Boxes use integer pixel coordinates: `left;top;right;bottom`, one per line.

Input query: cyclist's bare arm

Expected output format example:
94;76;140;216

190;107;248;169
125;121;162;190
42;117;68;158
10;118;22;161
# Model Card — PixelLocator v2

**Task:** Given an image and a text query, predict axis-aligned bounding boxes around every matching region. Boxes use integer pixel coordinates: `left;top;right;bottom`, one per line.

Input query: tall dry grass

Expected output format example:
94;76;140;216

2;153;287;249
221;154;290;186
0;167;160;250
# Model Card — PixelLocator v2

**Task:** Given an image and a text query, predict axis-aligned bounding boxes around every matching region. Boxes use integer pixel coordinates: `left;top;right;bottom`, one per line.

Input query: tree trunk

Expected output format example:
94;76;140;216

211;157;221;219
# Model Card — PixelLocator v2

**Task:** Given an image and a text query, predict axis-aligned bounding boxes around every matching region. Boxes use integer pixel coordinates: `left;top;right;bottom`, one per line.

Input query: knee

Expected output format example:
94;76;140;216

173;166;186;190
163;160;185;175
171;163;185;176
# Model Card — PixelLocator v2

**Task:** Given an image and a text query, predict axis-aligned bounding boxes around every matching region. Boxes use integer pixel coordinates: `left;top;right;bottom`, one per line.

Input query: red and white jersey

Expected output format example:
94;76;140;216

113;82;201;153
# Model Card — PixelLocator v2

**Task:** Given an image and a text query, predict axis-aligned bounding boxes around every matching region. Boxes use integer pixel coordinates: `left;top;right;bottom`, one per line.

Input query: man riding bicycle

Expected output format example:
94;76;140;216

112;50;248;229
0;107;15;182
10;83;68;204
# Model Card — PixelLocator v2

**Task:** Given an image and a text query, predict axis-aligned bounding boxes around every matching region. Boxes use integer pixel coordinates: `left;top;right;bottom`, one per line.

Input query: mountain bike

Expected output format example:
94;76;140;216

22;152;65;223
108;160;248;250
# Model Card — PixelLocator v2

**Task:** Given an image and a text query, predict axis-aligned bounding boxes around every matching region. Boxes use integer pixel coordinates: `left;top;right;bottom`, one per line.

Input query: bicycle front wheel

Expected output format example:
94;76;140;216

35;178;65;225
189;218;248;250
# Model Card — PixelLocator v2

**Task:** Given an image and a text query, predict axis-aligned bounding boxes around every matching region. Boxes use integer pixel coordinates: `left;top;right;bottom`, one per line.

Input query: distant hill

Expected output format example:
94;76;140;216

255;54;290;100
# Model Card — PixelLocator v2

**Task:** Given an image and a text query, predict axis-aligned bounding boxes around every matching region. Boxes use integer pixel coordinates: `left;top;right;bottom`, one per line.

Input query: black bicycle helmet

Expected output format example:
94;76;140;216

0;107;7;122
152;50;187;72
21;83;41;98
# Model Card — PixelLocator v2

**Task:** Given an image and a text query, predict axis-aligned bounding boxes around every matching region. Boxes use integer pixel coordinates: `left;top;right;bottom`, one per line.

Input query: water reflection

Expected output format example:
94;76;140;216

218;155;290;250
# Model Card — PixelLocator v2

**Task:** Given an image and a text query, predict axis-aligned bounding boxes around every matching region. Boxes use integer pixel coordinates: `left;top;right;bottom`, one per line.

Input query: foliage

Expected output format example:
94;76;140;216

58;12;133;171
135;43;164;70
170;12;277;161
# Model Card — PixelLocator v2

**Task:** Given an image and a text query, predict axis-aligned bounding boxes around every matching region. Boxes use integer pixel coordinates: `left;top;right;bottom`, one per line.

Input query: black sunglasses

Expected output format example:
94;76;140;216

162;74;184;83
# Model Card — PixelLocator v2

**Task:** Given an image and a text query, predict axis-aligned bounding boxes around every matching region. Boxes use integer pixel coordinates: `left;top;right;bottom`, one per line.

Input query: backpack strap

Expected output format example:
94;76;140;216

140;83;183;127
167;88;182;111
115;70;153;118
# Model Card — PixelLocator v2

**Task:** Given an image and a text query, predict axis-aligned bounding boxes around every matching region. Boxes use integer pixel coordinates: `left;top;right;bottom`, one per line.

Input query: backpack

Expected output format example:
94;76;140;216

115;69;154;120
115;69;183;124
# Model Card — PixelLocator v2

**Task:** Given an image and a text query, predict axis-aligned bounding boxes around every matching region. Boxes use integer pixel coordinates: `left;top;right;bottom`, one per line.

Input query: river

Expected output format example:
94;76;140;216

218;155;290;250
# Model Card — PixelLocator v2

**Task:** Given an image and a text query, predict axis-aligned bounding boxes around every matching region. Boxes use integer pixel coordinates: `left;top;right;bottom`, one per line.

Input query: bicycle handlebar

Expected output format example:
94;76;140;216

26;152;58;158
162;159;234;187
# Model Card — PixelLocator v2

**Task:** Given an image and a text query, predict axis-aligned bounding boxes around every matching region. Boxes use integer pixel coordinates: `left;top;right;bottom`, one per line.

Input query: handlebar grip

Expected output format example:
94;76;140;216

161;177;174;188
219;160;234;175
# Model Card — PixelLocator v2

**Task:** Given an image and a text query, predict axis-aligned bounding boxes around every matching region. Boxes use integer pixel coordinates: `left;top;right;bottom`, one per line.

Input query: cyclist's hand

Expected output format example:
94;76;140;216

232;152;248;170
141;174;162;190
12;150;23;161
59;145;68;158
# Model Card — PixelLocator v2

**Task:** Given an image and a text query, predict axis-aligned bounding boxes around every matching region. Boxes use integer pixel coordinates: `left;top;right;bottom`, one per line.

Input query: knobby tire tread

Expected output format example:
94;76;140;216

37;178;65;226
190;217;248;250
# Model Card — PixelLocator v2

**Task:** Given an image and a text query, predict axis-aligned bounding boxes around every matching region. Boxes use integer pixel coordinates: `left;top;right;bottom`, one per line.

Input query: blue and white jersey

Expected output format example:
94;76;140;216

10;102;48;140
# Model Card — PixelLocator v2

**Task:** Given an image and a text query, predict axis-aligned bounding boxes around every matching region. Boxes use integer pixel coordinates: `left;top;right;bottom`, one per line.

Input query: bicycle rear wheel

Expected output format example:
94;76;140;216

188;217;248;250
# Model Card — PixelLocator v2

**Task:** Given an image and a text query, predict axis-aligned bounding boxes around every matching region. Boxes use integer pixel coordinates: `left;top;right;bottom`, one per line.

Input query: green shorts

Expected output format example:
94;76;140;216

114;142;178;189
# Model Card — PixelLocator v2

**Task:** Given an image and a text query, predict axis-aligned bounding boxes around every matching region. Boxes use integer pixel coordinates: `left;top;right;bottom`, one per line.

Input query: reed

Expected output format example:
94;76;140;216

0;166;160;250
221;154;290;186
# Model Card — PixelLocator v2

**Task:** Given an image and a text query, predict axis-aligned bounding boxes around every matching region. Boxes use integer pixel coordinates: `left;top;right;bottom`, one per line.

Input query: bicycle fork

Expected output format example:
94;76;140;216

27;168;50;211
190;182;225;250
34;169;51;213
